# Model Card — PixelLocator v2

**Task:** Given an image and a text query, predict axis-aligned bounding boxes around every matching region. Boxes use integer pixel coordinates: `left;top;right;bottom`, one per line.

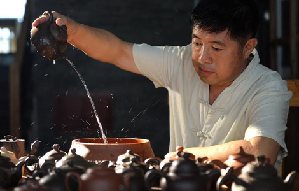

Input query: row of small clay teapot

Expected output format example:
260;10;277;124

64;150;150;191
217;155;298;191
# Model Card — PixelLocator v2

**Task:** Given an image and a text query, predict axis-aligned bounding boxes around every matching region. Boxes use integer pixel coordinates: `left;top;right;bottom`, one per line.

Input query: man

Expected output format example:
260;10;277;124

32;0;291;169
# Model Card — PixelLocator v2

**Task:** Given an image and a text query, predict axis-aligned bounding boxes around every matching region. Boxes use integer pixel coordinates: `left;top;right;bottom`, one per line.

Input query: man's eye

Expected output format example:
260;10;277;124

193;42;202;46
212;47;221;51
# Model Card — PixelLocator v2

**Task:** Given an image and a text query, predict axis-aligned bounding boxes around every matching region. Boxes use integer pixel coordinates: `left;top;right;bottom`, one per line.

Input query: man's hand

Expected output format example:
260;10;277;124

182;136;280;165
32;11;79;43
32;11;137;74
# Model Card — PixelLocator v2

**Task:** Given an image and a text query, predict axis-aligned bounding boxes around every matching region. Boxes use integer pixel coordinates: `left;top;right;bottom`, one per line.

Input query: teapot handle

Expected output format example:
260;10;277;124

24;155;39;174
144;168;163;191
217;173;247;191
65;171;81;191
284;171;298;190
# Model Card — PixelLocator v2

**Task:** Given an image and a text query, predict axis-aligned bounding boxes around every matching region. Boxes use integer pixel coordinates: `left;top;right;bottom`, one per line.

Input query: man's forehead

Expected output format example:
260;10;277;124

192;27;230;38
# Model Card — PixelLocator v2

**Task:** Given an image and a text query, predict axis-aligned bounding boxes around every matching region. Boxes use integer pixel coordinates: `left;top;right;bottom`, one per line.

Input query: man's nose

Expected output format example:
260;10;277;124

198;47;212;64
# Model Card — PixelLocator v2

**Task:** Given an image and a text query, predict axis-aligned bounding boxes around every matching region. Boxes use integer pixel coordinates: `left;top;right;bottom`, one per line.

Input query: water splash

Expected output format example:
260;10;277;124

65;58;107;143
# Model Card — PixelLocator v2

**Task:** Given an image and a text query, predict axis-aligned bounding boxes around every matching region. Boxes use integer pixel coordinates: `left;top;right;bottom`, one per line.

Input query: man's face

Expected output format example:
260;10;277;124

191;27;248;88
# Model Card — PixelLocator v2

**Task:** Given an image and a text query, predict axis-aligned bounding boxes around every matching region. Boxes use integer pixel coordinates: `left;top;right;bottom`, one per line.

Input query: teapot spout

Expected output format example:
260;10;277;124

284;171;298;190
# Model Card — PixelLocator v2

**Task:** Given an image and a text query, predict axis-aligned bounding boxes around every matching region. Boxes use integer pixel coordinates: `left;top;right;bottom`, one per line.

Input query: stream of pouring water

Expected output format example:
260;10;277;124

64;58;108;143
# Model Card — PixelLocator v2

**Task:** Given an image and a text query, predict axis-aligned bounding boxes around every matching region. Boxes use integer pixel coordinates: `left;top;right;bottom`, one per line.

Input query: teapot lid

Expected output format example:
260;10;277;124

241;155;277;179
168;152;199;176
56;148;90;169
116;150;142;164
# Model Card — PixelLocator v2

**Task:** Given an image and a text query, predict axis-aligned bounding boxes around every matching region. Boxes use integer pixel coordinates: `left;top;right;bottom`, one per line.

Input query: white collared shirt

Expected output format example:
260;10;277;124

133;43;292;169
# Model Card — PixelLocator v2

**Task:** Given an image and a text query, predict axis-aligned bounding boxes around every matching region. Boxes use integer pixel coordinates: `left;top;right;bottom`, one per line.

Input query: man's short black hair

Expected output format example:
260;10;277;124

190;0;260;45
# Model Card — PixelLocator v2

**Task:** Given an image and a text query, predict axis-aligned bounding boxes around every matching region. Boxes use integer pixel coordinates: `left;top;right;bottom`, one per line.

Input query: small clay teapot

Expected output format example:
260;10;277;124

39;144;67;169
145;152;220;191
115;151;148;191
65;163;126;191
0;153;25;189
39;161;85;191
217;155;298;191
31;11;67;60
31;144;67;178
0;135;25;159
23;140;41;175
196;158;221;191
56;148;92;170
115;150;148;175
159;146;193;174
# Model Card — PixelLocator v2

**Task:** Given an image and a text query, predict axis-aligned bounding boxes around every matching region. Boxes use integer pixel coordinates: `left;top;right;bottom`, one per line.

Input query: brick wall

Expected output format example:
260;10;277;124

25;0;194;157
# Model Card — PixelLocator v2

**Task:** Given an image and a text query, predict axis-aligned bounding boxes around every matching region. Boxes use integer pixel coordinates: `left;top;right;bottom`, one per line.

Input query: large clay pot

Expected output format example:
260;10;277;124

69;138;155;162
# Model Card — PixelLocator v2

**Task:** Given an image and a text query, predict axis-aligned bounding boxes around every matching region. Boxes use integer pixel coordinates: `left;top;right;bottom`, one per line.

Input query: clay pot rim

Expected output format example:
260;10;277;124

73;138;150;145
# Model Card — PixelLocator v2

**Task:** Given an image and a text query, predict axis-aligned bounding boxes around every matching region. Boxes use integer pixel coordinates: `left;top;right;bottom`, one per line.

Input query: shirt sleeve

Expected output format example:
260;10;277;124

132;43;189;88
244;77;292;158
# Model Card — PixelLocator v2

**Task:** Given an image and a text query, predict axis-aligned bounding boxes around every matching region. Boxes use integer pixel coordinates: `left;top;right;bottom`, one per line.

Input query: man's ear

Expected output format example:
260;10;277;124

244;38;258;58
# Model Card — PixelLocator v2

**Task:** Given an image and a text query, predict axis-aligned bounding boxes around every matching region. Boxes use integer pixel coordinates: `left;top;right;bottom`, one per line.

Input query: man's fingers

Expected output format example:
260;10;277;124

56;18;66;26
32;11;64;27
32;16;48;27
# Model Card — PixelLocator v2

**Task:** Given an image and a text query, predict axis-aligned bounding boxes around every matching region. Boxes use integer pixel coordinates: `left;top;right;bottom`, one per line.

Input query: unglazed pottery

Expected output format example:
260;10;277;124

69;138;155;162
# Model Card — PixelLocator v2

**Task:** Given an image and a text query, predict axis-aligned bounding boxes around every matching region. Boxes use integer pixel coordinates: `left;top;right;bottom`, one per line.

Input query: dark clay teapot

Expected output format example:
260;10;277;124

31;144;67;179
65;163;127;191
39;161;85;191
115;150;148;191
39;144;67;169
217;155;298;191
31;11;67;60
196;158;221;191
0;152;25;189
115;150;148;175
145;152;220;191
